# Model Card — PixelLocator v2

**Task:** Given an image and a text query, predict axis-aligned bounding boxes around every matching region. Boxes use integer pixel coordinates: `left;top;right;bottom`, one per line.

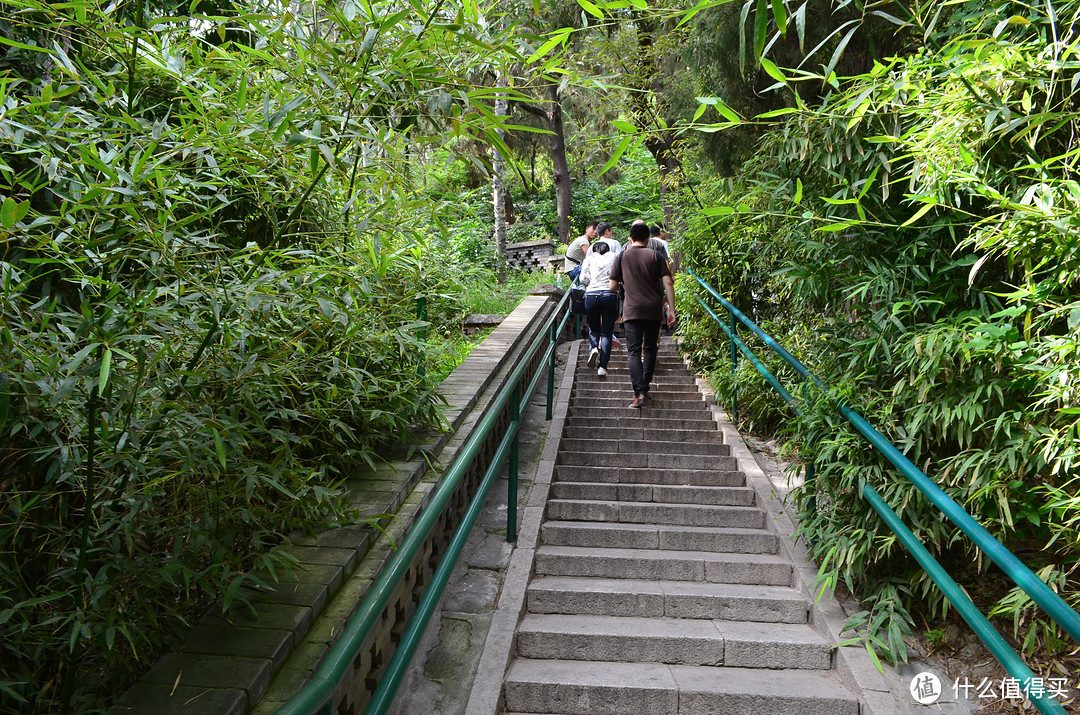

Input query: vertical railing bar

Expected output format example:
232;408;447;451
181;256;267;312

729;306;738;426
507;383;520;543
546;319;556;420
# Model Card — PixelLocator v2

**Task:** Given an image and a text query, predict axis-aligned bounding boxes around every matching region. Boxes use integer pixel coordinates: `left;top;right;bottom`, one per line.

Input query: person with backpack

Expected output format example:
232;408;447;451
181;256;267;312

609;221;676;408
579;240;619;376
563;220;597;280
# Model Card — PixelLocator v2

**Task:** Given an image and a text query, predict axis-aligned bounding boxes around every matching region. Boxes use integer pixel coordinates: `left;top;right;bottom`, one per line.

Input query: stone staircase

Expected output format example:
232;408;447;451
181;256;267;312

501;339;861;714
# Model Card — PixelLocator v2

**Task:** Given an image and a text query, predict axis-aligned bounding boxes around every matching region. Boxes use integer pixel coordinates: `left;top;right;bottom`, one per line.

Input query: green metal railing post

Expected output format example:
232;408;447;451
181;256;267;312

546;320;556;420
801;380;815;516
507;383;520;543
729;307;738;425
417;295;427;378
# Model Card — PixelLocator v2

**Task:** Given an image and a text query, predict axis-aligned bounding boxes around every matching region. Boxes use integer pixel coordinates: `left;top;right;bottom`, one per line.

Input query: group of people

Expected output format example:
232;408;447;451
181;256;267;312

562;219;677;409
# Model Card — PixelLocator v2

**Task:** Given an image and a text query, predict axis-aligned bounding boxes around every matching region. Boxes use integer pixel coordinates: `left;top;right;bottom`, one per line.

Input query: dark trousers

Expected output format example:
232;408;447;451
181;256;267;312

623;318;661;397
584;292;620;369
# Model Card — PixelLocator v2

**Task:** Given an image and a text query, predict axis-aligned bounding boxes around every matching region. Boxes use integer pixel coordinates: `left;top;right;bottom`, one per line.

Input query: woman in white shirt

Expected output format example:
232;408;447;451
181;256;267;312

579;240;620;376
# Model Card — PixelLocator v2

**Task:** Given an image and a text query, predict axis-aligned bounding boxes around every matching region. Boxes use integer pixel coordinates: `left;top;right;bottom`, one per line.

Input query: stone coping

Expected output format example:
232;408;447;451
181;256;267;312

111;295;560;715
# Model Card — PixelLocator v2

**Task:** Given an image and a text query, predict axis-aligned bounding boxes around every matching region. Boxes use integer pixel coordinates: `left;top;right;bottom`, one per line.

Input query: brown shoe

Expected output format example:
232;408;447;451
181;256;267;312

629;395;645;409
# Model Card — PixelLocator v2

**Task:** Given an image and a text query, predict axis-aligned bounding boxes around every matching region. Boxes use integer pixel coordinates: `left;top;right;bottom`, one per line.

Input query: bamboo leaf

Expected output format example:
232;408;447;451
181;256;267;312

98;349;112;396
577;0;604;19
771;0;787;36
760;57;786;84
600;135;634;175
753;0;768;60
214;430;227;469
0;198;17;229
900;202;936;227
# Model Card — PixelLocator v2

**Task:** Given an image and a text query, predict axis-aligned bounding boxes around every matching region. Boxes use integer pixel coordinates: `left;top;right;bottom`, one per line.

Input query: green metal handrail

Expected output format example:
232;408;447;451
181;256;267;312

277;289;572;715
687;268;1078;715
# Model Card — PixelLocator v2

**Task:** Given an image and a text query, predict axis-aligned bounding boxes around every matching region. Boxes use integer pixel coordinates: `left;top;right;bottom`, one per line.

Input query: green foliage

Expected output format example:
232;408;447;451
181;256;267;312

678;0;1080;669
0;0;528;709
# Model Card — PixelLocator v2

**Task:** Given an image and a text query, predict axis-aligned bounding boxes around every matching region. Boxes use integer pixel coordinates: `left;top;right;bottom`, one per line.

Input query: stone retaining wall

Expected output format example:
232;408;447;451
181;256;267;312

111;294;564;715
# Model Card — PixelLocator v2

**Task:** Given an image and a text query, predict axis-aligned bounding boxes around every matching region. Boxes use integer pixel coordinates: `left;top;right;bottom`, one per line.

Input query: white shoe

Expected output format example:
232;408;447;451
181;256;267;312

597;367;608;377
587;348;599;367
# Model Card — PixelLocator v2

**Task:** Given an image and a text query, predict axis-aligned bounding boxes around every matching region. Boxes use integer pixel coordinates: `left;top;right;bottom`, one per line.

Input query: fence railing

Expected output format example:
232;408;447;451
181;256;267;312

277;289;573;715
687;268;1079;715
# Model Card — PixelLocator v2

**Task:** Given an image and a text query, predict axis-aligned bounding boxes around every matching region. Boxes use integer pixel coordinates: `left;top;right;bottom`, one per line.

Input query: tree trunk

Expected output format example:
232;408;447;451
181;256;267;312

646;135;680;230
492;69;509;281
547;85;573;244
517;85;572;244
633;16;683;229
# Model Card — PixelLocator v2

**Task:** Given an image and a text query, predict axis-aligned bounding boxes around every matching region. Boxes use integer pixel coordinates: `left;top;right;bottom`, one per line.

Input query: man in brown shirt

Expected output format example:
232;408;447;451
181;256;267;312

609;221;677;408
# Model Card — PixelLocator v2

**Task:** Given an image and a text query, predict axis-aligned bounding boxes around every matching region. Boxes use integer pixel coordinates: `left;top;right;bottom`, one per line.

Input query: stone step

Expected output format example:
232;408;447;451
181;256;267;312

553;465;745;487
569;396;707;411
564;415;719;431
574;383;703;396
546;499;765;529
568;406;714;420
558;437;730;457
575;374;700;387
540;522;778;555
516;614;832;669
534;545;792;586
526;576;809;623
561;426;724;444
555;451;737;471
504;660;858;714
550;481;755;507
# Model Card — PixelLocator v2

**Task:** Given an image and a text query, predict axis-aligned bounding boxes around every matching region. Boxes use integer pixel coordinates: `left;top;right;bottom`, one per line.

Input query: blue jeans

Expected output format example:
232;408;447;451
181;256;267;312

623;318;661;397
584;291;620;369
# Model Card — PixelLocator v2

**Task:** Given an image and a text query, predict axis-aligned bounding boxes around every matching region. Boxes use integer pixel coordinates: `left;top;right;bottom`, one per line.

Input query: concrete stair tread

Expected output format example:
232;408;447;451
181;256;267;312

527;576;809;623
565;413;715;423
554;465;745;486
534;545;791;585
560;427;724;443
536;544;785;559
546;498;764;528
549;482;755;506
558;438;729;457
504;659;859;714
555;452;738;470
540;521;779;554
516;614;832;669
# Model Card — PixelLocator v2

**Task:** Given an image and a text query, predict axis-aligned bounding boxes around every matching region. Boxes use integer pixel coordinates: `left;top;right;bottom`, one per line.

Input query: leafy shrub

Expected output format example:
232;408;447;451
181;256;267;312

0;0;521;709
678;0;1080;668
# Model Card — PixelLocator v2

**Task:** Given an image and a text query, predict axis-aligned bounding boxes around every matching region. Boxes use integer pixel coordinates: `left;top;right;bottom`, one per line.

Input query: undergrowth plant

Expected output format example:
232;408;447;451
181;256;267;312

678;0;1080;672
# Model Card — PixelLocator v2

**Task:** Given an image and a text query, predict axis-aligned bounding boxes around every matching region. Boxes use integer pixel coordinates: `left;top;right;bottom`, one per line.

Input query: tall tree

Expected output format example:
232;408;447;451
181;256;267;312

516;80;573;243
